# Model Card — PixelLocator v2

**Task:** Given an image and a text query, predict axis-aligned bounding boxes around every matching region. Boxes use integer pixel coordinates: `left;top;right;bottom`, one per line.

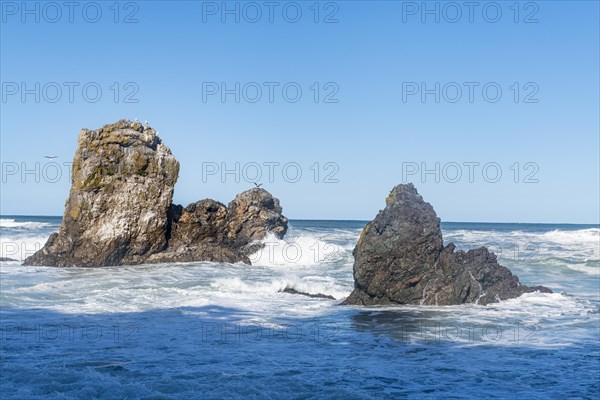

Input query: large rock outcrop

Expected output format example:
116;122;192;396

24;120;180;267
24;120;287;267
148;189;288;264
342;184;551;306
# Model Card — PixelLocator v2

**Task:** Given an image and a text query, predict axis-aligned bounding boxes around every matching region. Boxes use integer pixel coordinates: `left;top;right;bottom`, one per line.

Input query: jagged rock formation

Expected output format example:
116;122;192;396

148;190;288;264
342;184;551;306
24;120;287;267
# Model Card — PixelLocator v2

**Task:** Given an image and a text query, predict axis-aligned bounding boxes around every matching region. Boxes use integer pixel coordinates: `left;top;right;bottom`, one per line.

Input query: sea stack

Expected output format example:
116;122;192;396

24;120;287;267
342;183;551;306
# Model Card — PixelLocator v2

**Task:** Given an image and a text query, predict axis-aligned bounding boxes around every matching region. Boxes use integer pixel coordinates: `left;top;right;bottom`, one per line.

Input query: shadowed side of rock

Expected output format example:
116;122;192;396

24;120;288;267
342;183;551;306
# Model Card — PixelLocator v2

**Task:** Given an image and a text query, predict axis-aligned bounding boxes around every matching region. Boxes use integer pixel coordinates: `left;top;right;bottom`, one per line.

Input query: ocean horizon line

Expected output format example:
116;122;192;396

1;215;599;227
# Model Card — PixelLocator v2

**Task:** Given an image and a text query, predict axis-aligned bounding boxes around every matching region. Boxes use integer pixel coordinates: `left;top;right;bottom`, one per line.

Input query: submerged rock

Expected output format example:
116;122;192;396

342;184;551;306
24;120;287;267
279;287;336;300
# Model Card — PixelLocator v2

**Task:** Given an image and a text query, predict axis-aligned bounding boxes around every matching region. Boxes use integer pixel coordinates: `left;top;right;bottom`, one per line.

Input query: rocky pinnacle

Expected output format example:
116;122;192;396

342;183;551;306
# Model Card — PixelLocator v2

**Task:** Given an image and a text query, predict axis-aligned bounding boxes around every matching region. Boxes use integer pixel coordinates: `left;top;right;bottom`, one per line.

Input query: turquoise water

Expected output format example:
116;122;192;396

1;217;599;398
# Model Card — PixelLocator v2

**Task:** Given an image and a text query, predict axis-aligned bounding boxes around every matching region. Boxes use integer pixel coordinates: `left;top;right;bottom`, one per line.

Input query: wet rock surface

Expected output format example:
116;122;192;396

280;287;336;300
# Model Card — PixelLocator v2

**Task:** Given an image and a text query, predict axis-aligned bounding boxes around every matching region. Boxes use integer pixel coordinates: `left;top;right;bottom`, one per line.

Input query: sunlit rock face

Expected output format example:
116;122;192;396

24;120;287;267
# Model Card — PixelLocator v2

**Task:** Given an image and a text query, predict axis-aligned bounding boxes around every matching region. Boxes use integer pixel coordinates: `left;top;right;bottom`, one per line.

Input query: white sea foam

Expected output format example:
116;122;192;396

1;221;598;399
248;232;353;267
444;228;599;254
539;228;600;245
0;234;51;260
0;218;53;229
211;275;349;300
443;227;600;275
0;218;58;260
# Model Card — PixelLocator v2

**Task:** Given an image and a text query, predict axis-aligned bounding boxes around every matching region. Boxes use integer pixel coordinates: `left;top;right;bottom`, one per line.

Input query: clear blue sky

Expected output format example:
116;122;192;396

1;0;598;223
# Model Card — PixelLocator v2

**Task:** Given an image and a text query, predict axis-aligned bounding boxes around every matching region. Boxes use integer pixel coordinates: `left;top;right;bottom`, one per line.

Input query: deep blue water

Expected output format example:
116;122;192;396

1;216;599;398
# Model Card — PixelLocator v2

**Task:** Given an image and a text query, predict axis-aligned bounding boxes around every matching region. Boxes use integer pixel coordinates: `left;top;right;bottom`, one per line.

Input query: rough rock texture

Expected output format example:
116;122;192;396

24;120;179;267
24;120;287;267
148;189;288;264
226;189;288;252
342;184;551;306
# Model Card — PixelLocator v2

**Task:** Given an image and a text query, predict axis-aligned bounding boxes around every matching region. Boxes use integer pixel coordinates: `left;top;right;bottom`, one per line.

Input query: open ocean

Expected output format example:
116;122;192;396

1;216;599;399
